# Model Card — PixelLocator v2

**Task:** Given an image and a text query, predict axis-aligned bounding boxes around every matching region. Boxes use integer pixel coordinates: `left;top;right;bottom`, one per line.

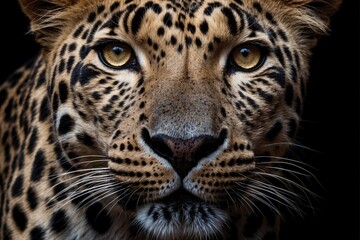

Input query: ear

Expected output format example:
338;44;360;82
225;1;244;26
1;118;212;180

281;0;342;46
18;0;79;52
283;0;342;25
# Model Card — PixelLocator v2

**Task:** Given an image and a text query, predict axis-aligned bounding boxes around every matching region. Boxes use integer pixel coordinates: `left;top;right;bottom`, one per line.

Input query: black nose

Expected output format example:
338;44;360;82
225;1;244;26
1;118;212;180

142;128;227;178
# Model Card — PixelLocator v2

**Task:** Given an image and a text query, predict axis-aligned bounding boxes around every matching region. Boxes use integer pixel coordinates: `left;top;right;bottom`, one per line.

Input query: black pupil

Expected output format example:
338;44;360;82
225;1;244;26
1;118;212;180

240;47;250;57
112;46;124;55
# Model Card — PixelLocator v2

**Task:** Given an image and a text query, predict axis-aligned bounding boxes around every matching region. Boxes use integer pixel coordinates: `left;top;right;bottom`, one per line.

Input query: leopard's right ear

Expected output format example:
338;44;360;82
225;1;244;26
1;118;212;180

18;0;80;51
19;0;75;20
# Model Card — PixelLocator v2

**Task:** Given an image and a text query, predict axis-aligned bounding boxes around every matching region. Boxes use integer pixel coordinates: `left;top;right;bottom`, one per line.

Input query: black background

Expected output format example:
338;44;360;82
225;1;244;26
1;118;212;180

1;1;359;239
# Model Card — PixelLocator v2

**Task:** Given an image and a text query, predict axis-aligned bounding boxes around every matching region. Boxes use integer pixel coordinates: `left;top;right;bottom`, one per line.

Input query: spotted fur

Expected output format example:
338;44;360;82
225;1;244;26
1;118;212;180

0;0;341;239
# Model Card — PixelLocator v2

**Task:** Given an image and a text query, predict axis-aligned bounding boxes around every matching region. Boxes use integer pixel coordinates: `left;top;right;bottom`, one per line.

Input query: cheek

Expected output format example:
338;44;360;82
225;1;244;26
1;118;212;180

228;71;284;114
55;108;77;137
80;72;140;113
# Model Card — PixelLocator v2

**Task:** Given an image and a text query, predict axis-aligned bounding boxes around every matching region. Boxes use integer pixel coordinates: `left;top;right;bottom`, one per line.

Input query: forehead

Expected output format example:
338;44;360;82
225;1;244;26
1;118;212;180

89;0;266;40
102;0;248;16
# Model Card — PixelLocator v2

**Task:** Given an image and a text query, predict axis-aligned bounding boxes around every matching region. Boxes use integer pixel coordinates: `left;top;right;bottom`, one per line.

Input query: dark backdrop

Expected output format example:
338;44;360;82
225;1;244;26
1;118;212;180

1;1;358;239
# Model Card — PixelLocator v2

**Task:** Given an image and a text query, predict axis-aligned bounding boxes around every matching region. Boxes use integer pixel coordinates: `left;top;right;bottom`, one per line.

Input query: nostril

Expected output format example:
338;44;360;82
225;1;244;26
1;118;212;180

141;128;174;161
192;129;227;161
141;128;227;178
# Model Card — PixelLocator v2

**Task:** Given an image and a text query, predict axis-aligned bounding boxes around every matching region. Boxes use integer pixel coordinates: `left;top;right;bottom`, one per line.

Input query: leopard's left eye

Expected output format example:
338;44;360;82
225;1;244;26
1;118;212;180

229;43;266;72
98;42;134;69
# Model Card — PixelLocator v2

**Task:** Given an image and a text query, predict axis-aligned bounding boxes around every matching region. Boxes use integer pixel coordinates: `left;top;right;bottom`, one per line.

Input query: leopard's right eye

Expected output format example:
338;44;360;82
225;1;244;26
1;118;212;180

98;42;134;69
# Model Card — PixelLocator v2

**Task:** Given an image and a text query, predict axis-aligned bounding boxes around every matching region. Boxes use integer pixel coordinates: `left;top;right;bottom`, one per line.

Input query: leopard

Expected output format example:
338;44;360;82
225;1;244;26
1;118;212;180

0;0;341;239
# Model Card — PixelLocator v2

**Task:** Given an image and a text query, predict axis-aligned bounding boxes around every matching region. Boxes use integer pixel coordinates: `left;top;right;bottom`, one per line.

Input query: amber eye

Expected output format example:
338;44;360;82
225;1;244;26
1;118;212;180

98;42;133;69
230;43;265;71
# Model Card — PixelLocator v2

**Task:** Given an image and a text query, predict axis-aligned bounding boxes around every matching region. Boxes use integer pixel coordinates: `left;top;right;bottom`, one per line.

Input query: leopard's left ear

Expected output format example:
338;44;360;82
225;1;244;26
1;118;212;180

283;0;342;16
283;0;342;31
281;0;342;47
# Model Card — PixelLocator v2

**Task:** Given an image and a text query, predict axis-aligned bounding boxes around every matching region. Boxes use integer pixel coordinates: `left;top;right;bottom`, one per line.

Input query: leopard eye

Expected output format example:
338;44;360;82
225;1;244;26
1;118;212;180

98;42;133;69
230;43;265;71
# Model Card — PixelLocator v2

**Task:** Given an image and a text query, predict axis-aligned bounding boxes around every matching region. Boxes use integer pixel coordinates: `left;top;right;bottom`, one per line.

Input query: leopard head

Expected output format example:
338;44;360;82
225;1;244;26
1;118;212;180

20;0;341;238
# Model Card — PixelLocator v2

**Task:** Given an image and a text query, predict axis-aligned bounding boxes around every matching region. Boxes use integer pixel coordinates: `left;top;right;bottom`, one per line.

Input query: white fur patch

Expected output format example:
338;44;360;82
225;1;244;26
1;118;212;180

133;202;229;239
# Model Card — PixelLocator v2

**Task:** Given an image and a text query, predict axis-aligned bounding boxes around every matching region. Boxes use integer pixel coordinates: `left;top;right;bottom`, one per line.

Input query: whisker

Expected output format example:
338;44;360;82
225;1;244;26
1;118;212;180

249;178;300;198
224;189;237;207
48;172;103;203
255;156;324;189
136;186;147;207
230;188;258;214
49;173;111;204
260;166;311;178
107;185;134;214
235;163;321;216
253;171;313;193
57;180;116;210
247;182;301;212
100;183;134;215
72;159;109;167
255;167;320;196
252;170;319;213
78;183;121;210
261;142;319;153
49;169;109;183
68;155;107;161
49;170;103;187
239;186;282;216
255;155;317;169
126;190;140;208
56;168;109;177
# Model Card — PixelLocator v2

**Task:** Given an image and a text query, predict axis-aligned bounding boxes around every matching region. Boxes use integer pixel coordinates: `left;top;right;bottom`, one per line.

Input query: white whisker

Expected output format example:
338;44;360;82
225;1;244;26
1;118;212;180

253;172;310;193
57;181;116;210
261;166;310;177
68;155;107;160
261;142;319;152
224;189;237;207
255;155;317;170
247;183;300;213
230;188;258;214
78;184;120;210
49;173;111;204
72;159;109;167
101;183;134;215
237;184;281;216
56;167;109;177
107;185;134;214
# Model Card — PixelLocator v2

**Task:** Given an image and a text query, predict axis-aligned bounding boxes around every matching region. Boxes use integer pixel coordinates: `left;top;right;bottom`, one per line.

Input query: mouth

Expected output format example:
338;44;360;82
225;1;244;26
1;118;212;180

121;184;230;211
119;187;203;210
156;188;201;204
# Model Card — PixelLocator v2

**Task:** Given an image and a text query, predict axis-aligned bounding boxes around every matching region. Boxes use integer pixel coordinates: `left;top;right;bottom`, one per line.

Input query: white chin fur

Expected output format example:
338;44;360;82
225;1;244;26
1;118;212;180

133;202;229;239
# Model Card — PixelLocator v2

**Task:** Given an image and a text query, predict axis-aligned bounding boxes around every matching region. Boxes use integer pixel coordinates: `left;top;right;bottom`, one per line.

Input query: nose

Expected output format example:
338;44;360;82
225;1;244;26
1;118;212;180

142;128;227;178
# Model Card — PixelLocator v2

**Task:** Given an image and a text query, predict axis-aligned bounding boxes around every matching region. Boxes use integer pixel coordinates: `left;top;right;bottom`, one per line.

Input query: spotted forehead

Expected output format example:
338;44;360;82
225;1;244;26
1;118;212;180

86;0;267;43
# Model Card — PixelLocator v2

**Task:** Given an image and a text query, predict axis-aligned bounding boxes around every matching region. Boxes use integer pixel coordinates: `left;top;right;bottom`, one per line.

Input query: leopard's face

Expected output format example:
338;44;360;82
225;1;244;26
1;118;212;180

24;0;340;238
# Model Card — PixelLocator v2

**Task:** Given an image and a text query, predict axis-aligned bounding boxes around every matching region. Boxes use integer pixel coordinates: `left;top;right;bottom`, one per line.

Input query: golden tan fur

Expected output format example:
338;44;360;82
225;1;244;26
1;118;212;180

1;0;341;239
